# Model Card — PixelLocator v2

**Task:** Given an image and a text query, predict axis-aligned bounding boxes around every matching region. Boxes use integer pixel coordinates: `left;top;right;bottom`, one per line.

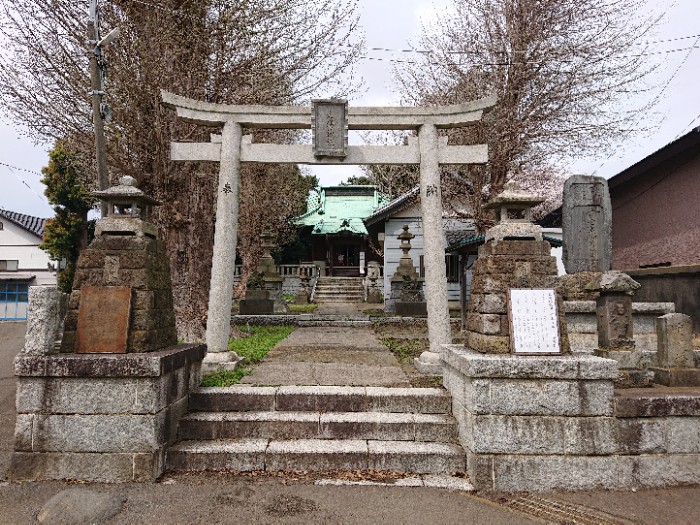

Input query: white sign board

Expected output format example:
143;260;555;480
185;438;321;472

508;289;561;354
359;251;365;275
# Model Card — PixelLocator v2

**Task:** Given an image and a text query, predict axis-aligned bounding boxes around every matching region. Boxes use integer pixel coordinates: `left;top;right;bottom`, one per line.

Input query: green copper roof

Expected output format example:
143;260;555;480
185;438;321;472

295;186;389;235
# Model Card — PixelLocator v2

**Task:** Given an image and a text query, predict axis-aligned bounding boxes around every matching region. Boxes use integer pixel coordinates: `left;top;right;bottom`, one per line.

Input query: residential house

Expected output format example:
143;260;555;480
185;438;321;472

608;126;700;330
0;210;56;320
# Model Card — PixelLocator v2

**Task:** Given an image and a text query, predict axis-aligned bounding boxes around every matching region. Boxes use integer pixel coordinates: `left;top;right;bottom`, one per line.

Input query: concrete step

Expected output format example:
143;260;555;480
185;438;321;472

178;411;458;442
166;438;465;473
297;320;373;327
314;297;365;302
188;386;452;414
314;289;365;297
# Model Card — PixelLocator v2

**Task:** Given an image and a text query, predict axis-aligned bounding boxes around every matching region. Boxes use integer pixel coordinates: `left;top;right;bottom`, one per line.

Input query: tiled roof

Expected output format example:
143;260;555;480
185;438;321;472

445;233;563;253
0;209;47;237
445;229;476;246
295;186;388;235
364;186;420;226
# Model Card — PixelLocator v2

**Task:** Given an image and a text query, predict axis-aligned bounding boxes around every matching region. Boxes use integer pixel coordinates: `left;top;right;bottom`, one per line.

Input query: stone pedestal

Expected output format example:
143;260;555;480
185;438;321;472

441;344;700;491
651;313;700;386
62;234;177;354
294;290;309;304
443;345;617;491
395;301;427;317
10;344;205;482
239;297;274;315
467;240;569;354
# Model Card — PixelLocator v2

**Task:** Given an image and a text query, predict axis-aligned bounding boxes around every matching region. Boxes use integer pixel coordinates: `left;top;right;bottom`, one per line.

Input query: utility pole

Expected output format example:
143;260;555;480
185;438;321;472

88;0;118;217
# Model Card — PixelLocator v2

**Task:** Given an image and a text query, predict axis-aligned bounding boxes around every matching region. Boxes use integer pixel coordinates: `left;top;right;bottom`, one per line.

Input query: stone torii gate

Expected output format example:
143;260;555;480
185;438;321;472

162;91;495;373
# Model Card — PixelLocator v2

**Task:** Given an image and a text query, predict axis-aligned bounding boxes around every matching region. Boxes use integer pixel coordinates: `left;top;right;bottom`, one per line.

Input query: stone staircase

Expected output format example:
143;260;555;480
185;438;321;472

313;277;364;303
166;385;466;474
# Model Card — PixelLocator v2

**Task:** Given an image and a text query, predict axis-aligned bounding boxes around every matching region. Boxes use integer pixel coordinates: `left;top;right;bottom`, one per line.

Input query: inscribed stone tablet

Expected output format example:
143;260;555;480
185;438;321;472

508;289;561;354
76;286;132;353
312;99;348;157
562;175;612;273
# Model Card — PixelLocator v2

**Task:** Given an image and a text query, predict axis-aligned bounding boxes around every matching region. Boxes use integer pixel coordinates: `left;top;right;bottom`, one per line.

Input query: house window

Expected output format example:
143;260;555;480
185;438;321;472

0;221;3;230
0;260;19;272
0;281;30;320
418;255;460;282
446;254;459;283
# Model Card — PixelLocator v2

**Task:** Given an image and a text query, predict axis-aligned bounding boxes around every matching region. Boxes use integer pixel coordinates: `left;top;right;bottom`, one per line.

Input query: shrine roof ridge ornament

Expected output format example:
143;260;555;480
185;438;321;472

160;90;496;130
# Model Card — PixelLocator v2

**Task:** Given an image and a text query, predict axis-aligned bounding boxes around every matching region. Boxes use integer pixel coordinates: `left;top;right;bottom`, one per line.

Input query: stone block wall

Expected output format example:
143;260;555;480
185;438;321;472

565;301;675;353
10;344;205;482
468;240;568;354
442;344;700;491
61;235;177;353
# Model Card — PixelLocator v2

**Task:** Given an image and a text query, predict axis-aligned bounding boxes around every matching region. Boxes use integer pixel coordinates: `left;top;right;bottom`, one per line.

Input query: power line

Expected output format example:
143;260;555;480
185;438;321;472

591;33;700;176
123;0;700;60
0;161;42;177
358;44;700;68
0;162;48;205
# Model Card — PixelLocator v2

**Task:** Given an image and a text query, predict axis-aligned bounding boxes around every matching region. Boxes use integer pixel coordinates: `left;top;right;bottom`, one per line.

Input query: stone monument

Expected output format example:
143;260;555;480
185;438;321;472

562;175;612;274
258;229;288;314
10;177;205;482
466;182;569;354
60;176;177;353
365;261;382;303
650;313;700;386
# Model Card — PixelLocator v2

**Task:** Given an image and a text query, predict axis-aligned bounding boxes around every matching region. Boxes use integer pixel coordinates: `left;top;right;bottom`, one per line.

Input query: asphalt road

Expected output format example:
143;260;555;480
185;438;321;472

1;321;700;525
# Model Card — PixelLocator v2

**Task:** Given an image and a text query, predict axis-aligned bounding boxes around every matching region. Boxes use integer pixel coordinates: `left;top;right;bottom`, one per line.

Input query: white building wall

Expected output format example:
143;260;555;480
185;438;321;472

0;220;56;285
382;203;470;303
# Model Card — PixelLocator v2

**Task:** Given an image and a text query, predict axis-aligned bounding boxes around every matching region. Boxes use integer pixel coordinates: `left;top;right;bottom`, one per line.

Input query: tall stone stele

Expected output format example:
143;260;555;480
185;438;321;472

467;182;569;354
558;175;613;301
562;175;612;274
61;176;177;353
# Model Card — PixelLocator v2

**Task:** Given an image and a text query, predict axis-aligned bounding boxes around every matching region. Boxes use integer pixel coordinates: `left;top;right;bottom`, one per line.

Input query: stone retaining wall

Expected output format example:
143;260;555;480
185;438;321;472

442;344;700;491
10;344;205;483
565;301;674;353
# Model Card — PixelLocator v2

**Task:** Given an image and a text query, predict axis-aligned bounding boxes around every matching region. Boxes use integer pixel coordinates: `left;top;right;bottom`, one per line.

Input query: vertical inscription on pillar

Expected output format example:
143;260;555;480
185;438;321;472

312;99;348;158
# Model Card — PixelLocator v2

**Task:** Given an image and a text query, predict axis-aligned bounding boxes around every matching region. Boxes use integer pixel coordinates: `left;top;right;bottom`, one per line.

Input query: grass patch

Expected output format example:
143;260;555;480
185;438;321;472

229;325;295;363
201;325;295;387
201;367;250;387
363;309;394;317
288;303;318;314
410;375;443;388
380;337;429;363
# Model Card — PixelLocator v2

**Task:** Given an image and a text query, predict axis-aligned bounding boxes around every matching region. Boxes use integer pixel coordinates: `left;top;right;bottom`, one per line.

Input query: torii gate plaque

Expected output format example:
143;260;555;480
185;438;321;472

162;90;495;373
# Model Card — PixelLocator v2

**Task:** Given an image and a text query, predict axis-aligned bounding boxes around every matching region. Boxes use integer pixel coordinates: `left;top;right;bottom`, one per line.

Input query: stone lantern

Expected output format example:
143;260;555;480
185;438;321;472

484;181;544;244
388;225;425;316
395;225;420;279
93;175;160;238
257;229;278;277
466;182;569;354
59;176;177;354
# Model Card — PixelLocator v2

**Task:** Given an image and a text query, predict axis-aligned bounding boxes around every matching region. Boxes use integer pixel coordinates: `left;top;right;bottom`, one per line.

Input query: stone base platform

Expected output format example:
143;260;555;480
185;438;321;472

10;344;205;483
441;344;700;492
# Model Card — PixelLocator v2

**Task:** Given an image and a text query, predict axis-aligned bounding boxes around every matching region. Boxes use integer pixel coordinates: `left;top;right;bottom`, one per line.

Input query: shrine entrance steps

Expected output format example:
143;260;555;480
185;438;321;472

165;385;466;475
313;277;364;304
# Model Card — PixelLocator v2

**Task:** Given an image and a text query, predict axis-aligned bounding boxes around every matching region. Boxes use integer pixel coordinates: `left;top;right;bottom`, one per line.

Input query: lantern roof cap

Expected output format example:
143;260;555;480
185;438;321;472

93;176;160;206
485;181;544;210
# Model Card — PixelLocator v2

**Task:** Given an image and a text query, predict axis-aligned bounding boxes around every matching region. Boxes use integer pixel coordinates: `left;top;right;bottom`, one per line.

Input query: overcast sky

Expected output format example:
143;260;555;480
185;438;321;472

1;0;698;218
